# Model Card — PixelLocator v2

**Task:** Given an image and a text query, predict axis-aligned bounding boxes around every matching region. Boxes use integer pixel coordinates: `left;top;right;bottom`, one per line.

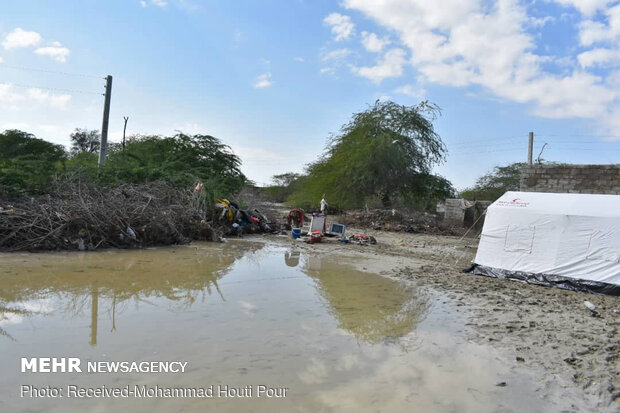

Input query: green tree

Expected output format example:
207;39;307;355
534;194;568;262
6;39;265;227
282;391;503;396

0;129;66;195
289;100;450;209
461;162;525;201
70;128;100;155
262;172;303;202
92;133;247;196
271;172;301;187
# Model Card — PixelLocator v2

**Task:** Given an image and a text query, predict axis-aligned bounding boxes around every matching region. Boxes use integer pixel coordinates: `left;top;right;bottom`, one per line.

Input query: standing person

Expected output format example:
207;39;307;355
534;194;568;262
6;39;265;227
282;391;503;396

320;195;328;216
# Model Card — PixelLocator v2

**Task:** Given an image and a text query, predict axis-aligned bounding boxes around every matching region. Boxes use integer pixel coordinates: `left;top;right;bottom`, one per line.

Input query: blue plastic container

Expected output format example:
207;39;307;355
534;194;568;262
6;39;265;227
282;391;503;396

291;228;301;239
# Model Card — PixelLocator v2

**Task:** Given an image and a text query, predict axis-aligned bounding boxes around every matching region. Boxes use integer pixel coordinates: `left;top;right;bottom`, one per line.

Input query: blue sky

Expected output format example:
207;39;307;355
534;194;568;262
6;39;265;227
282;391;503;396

1;0;619;189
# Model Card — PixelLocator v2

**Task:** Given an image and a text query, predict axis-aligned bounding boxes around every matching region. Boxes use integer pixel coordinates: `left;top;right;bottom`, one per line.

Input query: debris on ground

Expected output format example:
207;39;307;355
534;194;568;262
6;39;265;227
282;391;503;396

336;208;461;235
584;300;601;317
349;234;377;245
215;198;280;236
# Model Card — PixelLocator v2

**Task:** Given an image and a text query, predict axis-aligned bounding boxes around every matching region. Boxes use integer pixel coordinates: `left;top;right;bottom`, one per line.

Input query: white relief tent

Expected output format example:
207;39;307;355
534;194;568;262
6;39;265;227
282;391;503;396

467;191;620;295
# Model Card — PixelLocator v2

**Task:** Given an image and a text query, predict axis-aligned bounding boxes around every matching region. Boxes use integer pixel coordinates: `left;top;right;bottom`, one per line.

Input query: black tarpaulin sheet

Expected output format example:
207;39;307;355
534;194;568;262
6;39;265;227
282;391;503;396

464;264;620;296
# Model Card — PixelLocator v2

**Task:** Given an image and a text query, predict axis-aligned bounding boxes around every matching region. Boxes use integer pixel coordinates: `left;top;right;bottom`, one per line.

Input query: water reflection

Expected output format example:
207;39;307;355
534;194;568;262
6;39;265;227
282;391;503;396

1;245;426;347
0;243;257;343
0;306;29;341
284;250;301;267
302;254;429;344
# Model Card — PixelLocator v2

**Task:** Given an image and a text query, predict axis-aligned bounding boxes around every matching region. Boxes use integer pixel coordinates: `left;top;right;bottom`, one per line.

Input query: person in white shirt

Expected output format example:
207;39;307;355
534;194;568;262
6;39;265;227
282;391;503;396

320;196;328;216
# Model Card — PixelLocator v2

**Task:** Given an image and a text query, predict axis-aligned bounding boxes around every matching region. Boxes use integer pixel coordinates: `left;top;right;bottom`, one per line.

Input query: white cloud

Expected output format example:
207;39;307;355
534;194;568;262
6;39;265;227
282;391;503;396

549;0;614;17
294;56;304;62
577;48;620;67
253;73;273;88
498;72;615;119
352;48;407;83
321;49;353;76
34;42;70;63
27;88;71;109
528;15;556;27
140;0;167;7
394;84;426;99
324;13;355;41
322;48;353;61
579;20;612;45
361;31;390;52
578;4;620;46
0;84;27;108
343;0;620;135
0;56;3;63
2;28;71;63
2;28;42;50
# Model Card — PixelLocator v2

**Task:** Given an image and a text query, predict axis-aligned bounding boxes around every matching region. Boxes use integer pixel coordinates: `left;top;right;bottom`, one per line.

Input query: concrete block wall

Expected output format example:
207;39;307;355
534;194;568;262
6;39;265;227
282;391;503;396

520;164;620;194
444;199;465;225
443;199;492;228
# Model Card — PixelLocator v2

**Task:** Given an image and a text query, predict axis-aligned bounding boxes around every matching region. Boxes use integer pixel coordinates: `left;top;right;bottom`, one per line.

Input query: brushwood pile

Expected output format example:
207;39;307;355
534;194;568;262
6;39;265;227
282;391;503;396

0;181;219;252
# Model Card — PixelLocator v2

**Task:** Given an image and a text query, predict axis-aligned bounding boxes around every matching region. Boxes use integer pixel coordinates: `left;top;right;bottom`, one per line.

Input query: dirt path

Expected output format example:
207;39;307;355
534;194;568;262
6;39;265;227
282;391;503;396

250;228;619;412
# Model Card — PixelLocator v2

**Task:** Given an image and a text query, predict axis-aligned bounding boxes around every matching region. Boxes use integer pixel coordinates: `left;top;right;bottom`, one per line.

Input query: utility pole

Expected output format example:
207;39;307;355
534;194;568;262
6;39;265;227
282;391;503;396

98;75;113;166
90;284;99;346
122;116;129;151
527;131;534;165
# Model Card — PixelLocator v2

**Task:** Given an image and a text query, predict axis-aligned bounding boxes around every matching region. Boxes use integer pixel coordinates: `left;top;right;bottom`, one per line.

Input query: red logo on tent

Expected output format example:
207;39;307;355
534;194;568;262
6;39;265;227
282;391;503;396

497;198;530;208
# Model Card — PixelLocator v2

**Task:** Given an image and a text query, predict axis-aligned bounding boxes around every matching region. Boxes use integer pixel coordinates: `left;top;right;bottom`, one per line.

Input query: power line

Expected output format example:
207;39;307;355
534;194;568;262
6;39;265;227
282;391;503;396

448;135;620;147
553;147;620;151
537;133;620;138
538;140;620;144
450;144;620;156
0;64;103;79
7;82;102;96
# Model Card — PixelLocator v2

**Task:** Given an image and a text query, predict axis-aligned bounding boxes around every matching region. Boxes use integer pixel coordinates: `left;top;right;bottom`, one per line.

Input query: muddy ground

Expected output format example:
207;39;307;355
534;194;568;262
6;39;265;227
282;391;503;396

248;223;619;412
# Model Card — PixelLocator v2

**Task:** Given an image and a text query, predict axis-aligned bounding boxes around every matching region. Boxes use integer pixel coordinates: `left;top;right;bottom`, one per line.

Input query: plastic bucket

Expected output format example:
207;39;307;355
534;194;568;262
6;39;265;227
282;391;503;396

291;228;301;239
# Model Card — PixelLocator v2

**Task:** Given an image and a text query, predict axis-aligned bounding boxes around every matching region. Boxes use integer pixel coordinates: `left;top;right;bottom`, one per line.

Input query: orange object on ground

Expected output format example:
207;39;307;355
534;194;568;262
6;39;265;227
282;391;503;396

306;230;322;244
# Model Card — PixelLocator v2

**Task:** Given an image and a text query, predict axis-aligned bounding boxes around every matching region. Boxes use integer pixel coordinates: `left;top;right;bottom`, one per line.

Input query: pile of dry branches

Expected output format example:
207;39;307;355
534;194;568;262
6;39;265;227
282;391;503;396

0;180;220;252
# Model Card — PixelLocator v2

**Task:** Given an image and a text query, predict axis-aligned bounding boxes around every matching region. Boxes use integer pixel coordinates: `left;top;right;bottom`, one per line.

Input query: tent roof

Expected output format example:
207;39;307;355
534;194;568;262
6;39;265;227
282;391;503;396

489;191;620;218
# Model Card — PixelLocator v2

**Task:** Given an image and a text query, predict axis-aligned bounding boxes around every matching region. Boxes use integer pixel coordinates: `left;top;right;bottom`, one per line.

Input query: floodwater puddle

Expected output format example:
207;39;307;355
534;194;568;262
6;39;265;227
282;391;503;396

0;241;556;412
